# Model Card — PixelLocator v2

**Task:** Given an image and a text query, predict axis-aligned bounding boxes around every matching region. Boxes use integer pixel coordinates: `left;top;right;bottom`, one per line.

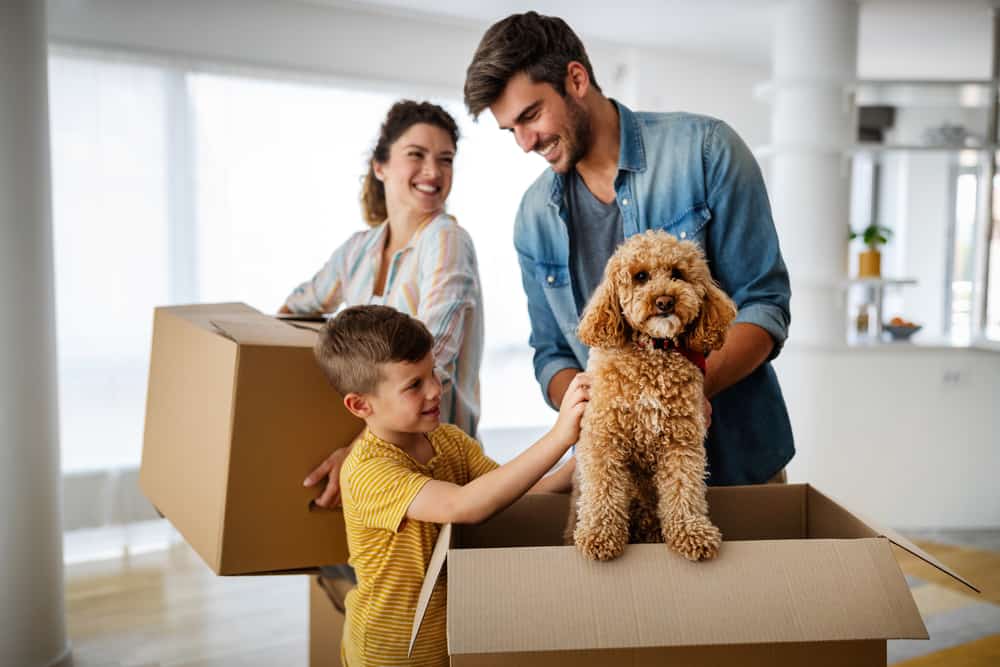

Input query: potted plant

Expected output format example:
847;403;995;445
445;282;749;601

849;224;892;278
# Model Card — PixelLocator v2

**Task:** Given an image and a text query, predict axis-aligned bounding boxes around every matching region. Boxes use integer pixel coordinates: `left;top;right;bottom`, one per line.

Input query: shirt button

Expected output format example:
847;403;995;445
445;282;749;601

622;198;629;206
680;231;687;239
547;275;555;284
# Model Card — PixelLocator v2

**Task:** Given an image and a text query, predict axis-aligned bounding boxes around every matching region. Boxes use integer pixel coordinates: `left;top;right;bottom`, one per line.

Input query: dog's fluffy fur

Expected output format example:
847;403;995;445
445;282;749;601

569;230;737;562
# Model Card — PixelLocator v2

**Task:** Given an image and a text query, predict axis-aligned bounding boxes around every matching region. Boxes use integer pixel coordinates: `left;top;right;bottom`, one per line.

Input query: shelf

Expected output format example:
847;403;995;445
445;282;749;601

855;79;997;109
850;143;999;154
842;277;917;288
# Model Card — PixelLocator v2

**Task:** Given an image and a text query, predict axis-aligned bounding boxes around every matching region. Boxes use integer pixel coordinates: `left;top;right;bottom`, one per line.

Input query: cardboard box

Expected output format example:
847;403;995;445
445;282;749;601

140;303;363;575
310;574;350;667
410;485;976;666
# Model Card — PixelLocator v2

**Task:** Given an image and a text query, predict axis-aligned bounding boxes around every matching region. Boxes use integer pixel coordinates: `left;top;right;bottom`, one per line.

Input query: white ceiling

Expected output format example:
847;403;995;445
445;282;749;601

313;0;993;68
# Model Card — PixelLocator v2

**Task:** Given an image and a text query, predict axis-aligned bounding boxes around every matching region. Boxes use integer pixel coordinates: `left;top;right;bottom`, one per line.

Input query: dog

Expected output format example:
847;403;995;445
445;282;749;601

568;229;736;562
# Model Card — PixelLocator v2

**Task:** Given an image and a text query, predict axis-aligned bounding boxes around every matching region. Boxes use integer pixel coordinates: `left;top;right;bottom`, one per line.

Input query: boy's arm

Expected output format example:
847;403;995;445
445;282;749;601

406;374;590;525
529;455;575;493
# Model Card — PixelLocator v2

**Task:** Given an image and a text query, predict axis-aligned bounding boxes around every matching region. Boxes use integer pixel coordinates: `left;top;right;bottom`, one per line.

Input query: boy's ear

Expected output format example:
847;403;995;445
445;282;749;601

343;393;373;419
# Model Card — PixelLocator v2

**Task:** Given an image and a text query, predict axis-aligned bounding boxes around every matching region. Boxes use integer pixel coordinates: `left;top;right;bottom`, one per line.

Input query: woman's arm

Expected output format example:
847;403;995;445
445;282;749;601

414;221;483;429
282;234;358;314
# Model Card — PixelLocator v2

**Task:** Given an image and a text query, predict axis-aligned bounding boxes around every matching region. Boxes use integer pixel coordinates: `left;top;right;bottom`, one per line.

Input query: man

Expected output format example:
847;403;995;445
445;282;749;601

464;12;793;485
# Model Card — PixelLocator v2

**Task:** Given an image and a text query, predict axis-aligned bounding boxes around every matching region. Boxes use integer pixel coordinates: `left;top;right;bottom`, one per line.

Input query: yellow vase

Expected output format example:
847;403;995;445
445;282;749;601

858;249;881;278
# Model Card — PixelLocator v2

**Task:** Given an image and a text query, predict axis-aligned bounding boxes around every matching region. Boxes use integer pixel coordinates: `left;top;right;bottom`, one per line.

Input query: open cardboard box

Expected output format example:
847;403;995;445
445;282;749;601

140;303;363;575
408;486;976;666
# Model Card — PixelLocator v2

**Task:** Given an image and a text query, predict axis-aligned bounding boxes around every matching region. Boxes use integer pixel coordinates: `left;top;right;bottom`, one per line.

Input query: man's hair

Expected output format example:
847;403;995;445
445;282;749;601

313;305;434;396
464;11;601;119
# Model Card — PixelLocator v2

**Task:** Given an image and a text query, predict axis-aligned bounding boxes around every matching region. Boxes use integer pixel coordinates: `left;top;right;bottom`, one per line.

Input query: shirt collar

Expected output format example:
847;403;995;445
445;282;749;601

547;99;646;207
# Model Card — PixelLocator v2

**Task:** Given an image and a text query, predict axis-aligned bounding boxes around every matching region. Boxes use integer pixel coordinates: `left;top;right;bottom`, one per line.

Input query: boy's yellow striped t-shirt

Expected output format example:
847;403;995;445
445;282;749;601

339;423;499;667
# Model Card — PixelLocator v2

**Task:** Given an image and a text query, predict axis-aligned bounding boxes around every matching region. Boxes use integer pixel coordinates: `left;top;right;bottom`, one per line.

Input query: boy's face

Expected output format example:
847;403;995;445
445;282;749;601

489;69;591;174
349;352;442;435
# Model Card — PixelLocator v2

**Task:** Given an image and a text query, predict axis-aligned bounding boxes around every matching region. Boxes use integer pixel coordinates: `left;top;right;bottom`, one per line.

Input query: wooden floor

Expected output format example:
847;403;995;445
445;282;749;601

65;534;999;667
66;546;310;666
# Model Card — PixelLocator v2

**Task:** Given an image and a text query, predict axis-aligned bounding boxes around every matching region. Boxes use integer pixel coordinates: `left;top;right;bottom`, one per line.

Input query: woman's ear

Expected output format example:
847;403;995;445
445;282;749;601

685;279;737;355
578;268;628;349
371;160;385;182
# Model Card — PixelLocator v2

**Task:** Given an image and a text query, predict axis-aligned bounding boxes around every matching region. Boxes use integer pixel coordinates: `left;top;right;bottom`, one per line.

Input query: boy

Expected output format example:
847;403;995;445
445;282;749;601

313;305;589;666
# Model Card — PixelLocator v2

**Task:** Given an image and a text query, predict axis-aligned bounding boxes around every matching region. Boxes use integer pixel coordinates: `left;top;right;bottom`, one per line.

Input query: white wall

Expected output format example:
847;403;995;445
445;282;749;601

775;344;1000;529
46;0;768;146
621;46;769;147
858;0;993;80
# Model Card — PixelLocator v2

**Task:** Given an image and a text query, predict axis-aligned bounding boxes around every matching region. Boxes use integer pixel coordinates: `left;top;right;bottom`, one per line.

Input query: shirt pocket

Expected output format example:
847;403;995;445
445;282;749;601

532;262;579;338
533;262;570;289
658;203;712;247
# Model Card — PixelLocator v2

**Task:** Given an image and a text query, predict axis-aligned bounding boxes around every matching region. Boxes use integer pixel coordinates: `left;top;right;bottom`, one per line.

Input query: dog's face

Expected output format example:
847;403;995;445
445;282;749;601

577;230;737;353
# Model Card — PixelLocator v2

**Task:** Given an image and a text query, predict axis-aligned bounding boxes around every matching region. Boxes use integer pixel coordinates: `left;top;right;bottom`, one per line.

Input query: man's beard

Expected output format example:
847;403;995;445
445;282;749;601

560;96;591;172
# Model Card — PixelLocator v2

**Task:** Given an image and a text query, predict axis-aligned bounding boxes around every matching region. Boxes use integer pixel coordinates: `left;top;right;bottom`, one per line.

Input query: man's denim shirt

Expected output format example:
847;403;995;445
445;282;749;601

514;101;794;485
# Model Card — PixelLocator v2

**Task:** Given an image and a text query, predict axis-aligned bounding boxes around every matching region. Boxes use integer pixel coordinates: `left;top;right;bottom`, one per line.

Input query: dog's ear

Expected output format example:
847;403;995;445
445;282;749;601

684;279;737;354
578;268;628;349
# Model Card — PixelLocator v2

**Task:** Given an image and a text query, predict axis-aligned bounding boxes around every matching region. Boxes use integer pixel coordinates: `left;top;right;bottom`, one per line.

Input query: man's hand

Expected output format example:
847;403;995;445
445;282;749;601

304;444;354;508
703;396;712;430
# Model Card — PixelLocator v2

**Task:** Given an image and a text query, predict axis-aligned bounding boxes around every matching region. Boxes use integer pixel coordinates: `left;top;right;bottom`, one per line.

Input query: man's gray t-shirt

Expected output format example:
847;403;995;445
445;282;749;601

565;169;625;315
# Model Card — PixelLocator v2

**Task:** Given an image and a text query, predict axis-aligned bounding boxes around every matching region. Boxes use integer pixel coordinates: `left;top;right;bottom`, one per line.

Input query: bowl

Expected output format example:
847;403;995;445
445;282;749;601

884;323;922;341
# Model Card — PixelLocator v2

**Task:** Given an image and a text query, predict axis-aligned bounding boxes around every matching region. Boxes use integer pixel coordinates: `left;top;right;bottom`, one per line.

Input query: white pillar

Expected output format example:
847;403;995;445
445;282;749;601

766;0;859;483
769;0;859;346
0;2;72;666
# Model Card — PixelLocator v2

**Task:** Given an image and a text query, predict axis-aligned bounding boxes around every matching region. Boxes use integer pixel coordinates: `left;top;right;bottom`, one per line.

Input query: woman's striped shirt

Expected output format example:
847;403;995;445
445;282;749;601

284;213;483;436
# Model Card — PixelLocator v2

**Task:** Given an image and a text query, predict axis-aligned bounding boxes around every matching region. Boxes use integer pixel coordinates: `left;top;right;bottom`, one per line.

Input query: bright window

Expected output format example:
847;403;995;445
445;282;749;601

49;49;550;474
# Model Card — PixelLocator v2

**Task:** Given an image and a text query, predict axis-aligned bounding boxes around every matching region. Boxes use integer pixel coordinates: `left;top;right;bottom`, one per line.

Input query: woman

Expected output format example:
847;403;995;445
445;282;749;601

282;100;483;507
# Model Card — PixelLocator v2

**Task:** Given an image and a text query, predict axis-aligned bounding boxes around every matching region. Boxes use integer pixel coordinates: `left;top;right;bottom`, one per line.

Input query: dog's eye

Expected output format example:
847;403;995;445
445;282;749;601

633;270;649;284
670;268;682;280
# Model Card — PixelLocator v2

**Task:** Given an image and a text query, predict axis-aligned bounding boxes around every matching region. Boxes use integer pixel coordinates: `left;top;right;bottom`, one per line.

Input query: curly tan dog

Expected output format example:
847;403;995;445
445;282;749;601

569;229;736;562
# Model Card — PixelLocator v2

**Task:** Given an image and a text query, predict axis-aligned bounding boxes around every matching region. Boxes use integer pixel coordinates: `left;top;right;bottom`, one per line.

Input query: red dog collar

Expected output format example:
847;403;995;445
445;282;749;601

649;338;707;375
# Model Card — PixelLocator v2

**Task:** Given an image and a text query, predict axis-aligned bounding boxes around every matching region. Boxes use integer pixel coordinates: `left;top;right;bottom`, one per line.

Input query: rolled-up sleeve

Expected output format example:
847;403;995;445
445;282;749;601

704;120;791;359
283;239;351;314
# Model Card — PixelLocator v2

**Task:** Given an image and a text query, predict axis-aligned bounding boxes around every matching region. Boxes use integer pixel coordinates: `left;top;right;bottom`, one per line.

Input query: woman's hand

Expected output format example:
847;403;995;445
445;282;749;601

303;444;354;508
550;372;591;446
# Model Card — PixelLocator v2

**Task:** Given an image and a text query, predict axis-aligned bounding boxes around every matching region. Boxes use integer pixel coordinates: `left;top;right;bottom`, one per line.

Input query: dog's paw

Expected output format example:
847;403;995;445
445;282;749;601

666;517;722;562
574;527;627;561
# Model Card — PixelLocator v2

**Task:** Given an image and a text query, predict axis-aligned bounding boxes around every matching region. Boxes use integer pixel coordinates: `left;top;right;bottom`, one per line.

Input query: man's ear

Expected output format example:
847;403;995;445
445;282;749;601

343;393;373;419
565;61;590;99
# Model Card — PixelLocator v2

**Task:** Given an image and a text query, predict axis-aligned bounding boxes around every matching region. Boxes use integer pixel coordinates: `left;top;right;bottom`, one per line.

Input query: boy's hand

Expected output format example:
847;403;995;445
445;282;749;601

304;444;354;508
551;372;591;446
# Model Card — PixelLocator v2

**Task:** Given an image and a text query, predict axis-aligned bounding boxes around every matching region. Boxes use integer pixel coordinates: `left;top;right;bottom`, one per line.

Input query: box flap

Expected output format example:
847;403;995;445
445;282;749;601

808;487;980;594
409;523;452;657
879;526;980;594
159;302;258;332
446;538;928;655
210;314;317;347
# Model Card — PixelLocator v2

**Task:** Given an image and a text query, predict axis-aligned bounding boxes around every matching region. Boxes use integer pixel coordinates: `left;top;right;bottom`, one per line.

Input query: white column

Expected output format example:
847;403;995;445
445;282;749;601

769;0;859;346
766;0;859;483
0;2;72;666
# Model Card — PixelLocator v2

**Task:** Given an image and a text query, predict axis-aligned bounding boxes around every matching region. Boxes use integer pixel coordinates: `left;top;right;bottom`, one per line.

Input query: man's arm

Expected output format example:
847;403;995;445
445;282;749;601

704;322;774;398
407;374;590;524
704;120;791;383
546;367;581;410
515;207;582;409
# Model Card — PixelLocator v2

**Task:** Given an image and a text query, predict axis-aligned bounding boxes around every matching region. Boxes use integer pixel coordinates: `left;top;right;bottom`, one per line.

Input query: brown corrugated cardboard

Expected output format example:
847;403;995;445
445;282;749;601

409;485;975;666
140;303;363;575
310;575;350;667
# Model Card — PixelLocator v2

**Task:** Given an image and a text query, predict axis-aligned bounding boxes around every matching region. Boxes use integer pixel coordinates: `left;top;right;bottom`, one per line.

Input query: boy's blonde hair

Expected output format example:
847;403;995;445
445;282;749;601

313;305;434;396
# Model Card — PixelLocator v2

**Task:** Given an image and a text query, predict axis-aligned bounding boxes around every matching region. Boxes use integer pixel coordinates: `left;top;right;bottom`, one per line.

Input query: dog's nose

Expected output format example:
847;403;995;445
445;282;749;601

655;295;675;313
